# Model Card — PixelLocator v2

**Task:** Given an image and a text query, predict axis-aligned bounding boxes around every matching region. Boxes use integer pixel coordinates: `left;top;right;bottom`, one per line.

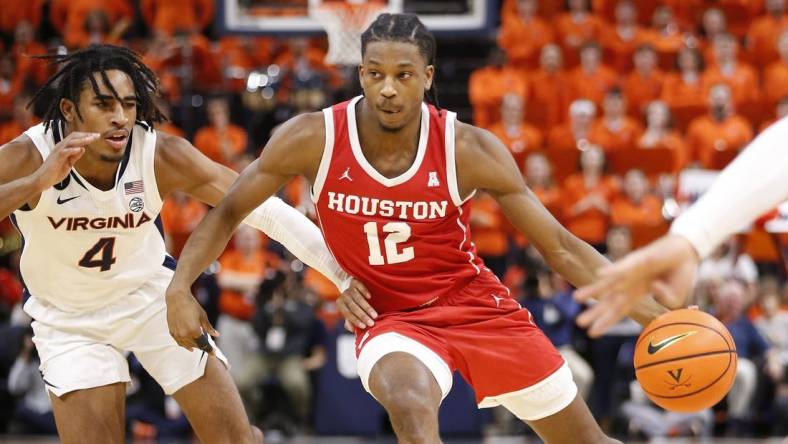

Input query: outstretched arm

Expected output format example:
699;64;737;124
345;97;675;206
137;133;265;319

454;122;667;328
155;128;350;291
574;117;788;336
0;133;97;220
161;114;342;349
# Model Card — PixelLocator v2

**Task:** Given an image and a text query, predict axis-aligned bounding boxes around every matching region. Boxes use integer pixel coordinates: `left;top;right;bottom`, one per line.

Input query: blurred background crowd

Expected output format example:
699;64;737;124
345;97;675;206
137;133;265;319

0;0;787;441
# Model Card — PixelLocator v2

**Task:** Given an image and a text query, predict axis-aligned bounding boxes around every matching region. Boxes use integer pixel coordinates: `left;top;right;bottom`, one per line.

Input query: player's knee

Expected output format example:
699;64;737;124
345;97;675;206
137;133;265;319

380;388;439;438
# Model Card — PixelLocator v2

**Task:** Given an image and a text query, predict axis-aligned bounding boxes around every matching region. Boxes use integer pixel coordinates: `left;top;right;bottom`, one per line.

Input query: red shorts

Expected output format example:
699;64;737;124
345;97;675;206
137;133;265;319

354;270;566;405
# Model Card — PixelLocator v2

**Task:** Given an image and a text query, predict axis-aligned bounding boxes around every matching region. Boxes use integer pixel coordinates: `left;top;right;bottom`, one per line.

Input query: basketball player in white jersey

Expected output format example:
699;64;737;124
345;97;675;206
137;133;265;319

0;45;362;443
576;117;788;336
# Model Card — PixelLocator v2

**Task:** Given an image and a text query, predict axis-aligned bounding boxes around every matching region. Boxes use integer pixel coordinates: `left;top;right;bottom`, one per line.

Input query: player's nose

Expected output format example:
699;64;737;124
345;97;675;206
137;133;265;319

110;103;129;127
380;78;397;98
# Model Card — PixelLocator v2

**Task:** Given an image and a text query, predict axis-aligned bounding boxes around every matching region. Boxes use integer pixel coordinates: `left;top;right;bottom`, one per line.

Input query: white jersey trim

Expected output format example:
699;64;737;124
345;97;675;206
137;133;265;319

311;107;335;203
23;122;54;161
346;96;430;188
143;128;162;212
444;112;476;207
456;207;481;275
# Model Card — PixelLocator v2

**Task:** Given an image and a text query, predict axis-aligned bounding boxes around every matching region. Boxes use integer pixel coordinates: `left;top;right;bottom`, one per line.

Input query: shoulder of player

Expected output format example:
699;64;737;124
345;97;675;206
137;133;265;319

261;111;325;173
153;130;197;170
454;120;510;167
269;111;325;151
0;134;43;183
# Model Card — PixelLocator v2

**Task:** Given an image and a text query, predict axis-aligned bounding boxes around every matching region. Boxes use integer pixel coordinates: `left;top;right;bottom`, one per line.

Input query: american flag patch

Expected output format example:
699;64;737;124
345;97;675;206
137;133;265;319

124;180;144;195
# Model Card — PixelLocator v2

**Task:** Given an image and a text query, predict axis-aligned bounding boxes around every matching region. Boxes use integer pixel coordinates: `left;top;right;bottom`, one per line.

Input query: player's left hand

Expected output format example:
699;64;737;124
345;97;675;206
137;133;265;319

574;235;699;337
337;278;376;330
165;286;219;352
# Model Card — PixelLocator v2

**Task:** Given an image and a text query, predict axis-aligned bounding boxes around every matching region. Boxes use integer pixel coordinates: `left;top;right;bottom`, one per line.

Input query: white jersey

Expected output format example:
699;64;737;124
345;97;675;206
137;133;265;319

13;120;172;313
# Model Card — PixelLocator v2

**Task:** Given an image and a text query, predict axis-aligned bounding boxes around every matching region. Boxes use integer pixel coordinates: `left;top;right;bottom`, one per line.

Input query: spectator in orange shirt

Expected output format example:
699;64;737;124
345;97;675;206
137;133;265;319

686;83;754;168
637;100;690;171
10;21;47;86
702;33;760;105
698;8;730;65
468;48;528;128
194;97;249;169
763;31;788;108
160;192;208;257
215;225;274;408
622;44;665;118
599;0;647;72
548;99;597;150
610;169;665;228
50;0;133;49
498;0;554;70
0;93;37;145
661;47;708;110
527;43;571;129
641;5;685;70
0;0;42;37
525;152;564;220
488;94;543;171
141;0;214;37
589;88;644;153
0;55;24;117
568;41;619;106
78;10;128;48
562;145;620;248
154;98;186;138
747;0;788;67
553;0;605;68
470;193;509;277
216;36;277;92
760;96;788;131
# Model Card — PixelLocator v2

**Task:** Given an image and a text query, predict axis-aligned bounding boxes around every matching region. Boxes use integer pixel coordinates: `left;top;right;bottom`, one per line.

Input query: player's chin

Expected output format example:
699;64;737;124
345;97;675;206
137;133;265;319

377;115;408;132
98;151;125;163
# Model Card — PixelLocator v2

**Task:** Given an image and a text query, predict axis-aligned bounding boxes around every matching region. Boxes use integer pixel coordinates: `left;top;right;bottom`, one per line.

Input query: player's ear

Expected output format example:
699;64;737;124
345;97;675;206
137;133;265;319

60;98;78;124
358;63;365;90
424;65;434;91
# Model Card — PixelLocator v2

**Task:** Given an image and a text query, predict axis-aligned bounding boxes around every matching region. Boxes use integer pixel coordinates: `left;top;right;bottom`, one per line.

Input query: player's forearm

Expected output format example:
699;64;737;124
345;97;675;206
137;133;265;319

243;197;351;291
170;206;240;291
0;175;45;220
670;119;788;258
550;231;667;326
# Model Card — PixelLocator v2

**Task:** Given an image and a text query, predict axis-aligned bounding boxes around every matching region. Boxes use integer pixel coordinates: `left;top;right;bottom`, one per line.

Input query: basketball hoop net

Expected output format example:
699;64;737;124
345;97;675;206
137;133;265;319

310;0;401;66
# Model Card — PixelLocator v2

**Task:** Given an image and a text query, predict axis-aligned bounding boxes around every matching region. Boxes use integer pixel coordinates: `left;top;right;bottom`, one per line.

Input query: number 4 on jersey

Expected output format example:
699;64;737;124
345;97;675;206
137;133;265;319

78;237;117;271
363;221;414;265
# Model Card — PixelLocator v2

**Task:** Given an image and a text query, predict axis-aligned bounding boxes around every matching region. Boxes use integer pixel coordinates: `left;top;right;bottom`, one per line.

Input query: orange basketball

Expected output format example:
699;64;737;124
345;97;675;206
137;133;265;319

633;307;737;412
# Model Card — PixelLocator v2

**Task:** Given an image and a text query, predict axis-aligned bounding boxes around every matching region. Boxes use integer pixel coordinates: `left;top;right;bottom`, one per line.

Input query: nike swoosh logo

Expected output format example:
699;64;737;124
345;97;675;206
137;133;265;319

647;331;697;355
56;195;80;205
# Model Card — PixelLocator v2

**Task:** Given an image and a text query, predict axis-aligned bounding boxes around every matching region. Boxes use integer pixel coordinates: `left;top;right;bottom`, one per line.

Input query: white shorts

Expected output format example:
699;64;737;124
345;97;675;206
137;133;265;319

356;331;577;421
24;269;228;397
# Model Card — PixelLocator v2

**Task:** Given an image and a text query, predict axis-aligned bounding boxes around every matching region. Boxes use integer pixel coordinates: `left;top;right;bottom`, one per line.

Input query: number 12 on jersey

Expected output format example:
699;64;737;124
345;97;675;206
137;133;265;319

363;221;414;265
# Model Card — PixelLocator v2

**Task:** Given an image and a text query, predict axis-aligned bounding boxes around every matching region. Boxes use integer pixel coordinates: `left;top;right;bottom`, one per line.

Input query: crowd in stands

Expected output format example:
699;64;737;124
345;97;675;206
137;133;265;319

0;0;786;440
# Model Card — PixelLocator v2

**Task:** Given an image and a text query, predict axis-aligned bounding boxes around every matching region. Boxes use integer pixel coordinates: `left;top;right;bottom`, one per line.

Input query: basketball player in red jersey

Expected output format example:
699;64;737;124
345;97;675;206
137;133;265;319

167;13;667;443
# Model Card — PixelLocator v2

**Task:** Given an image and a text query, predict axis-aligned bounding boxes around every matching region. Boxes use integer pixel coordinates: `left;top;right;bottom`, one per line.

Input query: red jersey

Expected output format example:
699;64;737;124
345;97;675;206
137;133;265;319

313;97;484;314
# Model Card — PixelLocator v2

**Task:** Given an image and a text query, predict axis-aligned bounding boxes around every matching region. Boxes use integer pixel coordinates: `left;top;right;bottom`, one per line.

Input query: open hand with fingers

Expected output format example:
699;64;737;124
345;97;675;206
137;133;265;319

337;278;377;331
33;132;98;189
165;284;219;352
574;235;699;337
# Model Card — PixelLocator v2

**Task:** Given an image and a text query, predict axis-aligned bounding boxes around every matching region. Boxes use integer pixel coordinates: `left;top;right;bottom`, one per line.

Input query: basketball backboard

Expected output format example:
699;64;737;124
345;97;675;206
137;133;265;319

219;0;494;35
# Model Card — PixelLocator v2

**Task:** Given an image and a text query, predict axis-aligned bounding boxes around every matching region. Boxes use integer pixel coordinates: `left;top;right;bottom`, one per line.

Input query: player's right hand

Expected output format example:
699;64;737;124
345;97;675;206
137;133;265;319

337;278;377;330
33;132;98;189
165;286;219;352
574;234;699;337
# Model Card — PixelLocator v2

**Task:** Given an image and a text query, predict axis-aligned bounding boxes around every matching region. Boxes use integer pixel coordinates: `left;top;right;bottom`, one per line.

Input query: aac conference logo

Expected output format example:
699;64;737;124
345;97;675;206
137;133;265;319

129;197;144;213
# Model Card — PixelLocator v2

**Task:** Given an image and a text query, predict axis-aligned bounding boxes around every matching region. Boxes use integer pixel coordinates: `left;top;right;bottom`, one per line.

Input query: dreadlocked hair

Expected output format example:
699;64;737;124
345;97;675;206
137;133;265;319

29;44;165;130
361;13;440;109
